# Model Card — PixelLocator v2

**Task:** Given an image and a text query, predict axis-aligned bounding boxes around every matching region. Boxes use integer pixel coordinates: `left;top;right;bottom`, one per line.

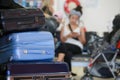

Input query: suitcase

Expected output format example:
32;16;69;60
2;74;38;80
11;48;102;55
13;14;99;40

7;62;70;80
0;8;45;35
0;31;55;64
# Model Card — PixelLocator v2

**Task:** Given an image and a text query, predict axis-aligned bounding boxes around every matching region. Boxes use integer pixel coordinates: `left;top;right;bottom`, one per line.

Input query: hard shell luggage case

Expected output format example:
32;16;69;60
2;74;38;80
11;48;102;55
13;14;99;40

0;31;55;64
0;8;45;35
7;62;70;80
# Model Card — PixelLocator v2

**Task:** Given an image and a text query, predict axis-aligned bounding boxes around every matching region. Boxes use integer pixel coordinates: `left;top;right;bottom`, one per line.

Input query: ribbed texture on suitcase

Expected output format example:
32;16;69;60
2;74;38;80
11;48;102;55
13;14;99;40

7;62;69;75
7;62;70;80
0;32;55;63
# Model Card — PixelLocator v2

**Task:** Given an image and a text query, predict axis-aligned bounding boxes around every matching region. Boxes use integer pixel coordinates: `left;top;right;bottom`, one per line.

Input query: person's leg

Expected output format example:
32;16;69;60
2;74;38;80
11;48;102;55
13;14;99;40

56;43;72;71
64;51;77;76
55;43;79;76
55;43;66;62
64;44;82;76
64;51;72;71
57;53;65;62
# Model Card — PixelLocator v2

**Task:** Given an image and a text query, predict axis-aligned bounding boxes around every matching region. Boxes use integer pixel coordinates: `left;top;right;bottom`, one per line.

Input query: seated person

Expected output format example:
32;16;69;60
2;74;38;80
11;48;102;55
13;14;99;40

55;5;86;76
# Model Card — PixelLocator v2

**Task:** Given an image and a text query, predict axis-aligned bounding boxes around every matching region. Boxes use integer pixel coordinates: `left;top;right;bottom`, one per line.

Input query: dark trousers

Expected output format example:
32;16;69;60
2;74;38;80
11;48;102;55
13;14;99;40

55;43;82;71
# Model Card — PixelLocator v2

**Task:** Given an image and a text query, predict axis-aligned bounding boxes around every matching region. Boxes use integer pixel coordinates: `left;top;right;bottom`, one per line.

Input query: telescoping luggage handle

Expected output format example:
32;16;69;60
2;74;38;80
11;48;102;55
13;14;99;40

23;49;51;55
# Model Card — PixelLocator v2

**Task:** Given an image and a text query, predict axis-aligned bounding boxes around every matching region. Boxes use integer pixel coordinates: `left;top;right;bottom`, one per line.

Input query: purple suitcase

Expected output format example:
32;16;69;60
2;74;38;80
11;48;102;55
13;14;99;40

7;62;70;80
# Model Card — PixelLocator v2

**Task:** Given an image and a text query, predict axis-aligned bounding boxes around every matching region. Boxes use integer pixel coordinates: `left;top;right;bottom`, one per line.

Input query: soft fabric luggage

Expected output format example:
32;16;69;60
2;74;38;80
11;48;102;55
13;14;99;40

0;8;45;35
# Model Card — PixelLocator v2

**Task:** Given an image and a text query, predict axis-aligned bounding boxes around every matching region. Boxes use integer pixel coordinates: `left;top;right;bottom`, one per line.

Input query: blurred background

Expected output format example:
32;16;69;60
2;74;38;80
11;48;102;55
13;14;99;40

14;0;120;36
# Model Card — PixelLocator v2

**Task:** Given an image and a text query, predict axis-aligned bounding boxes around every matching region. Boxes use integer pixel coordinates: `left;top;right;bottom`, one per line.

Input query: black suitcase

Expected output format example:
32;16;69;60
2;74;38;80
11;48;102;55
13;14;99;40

0;8;45;35
7;62;70;80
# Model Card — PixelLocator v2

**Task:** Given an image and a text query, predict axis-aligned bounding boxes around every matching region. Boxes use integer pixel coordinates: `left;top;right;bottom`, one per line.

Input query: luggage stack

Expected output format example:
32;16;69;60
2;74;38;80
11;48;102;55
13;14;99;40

0;8;70;80
0;8;49;63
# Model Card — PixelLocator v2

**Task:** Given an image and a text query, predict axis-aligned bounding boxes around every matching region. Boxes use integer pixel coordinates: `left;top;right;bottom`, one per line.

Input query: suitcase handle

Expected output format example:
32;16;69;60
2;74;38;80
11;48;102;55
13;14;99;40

23;50;49;54
17;21;34;25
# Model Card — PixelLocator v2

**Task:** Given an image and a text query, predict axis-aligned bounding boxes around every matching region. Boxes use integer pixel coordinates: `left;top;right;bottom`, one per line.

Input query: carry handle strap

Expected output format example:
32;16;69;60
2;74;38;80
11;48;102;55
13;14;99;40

23;50;49;54
68;24;79;40
68;24;73;32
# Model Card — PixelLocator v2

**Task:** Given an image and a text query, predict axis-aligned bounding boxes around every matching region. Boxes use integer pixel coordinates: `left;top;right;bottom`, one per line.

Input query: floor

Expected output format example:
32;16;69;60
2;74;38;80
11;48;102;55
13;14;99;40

71;57;115;80
72;66;114;80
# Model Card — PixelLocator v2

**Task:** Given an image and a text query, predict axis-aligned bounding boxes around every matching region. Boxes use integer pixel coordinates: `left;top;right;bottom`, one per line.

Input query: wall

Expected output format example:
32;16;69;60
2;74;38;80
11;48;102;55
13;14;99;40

54;0;120;36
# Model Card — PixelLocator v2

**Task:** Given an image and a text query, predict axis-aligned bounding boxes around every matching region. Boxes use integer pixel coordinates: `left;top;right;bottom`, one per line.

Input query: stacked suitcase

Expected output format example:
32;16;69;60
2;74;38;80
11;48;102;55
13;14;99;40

0;8;70;80
7;62;70;80
0;8;45;35
0;32;55;63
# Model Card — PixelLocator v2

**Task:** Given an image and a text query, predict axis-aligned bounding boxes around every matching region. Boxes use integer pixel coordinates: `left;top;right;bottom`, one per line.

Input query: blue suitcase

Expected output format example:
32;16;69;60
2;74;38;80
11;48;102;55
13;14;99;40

0;31;55;64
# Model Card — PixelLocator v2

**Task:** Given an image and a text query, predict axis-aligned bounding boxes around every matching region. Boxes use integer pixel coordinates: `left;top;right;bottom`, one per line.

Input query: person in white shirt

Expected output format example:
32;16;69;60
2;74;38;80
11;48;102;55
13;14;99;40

55;5;86;76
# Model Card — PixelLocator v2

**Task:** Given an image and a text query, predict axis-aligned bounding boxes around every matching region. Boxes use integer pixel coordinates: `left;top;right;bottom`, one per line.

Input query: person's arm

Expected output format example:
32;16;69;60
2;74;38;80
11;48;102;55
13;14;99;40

49;6;54;14
60;26;73;43
77;27;86;44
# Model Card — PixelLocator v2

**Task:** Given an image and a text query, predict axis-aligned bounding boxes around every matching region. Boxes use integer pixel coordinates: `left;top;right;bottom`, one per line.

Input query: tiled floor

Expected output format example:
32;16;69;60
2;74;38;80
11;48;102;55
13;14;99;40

71;54;119;80
72;66;114;80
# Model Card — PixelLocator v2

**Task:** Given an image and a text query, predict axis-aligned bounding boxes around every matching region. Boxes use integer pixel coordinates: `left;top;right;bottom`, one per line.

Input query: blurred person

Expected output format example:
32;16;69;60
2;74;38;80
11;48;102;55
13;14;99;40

42;0;54;17
43;11;63;34
52;11;64;45
53;11;64;24
55;5;86;76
